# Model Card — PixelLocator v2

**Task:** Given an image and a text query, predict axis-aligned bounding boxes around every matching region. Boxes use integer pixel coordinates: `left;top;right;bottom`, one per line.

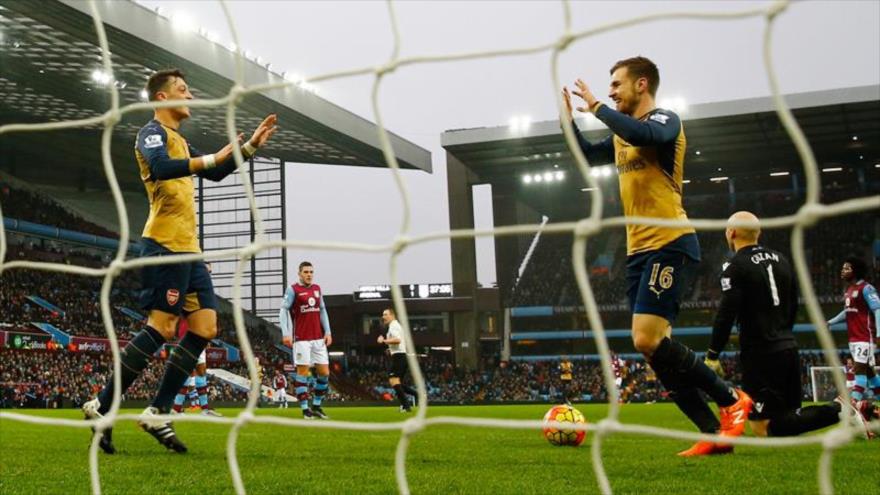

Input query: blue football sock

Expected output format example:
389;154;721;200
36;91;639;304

313;376;329;407
195;374;209;407
867;375;880;397
852;375;867;401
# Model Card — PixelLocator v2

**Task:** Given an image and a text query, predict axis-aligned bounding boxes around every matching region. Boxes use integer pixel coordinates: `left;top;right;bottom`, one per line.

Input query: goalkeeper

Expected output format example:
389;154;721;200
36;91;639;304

705;211;841;438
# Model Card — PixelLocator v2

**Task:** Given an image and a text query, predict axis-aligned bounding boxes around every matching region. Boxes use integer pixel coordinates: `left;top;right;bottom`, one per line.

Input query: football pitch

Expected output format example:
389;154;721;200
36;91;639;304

0;403;876;494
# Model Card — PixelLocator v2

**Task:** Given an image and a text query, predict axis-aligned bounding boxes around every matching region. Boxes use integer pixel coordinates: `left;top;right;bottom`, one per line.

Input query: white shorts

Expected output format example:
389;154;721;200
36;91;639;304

849;341;876;366
275;388;288;401
293;339;329;366
197;350;207;366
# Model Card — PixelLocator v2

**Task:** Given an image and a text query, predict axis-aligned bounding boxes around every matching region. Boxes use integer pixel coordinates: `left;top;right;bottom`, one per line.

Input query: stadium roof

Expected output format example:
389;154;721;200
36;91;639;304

0;0;431;192
441;85;879;183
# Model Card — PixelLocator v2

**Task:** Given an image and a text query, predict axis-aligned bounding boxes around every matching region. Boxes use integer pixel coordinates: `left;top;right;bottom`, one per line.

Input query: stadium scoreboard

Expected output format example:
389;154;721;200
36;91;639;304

354;283;453;301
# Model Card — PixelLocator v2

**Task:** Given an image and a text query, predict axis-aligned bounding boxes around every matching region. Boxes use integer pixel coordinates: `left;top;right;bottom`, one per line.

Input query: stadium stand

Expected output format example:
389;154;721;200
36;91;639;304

1;181;117;238
508;187;877;307
0;182;873;410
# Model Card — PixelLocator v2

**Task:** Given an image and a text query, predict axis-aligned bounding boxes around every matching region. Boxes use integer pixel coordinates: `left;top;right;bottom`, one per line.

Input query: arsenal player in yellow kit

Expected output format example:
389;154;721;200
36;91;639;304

83;68;276;453
562;57;751;456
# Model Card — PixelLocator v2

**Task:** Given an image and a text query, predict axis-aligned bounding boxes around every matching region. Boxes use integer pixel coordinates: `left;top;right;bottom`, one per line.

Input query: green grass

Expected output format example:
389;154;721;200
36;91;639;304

0;404;876;494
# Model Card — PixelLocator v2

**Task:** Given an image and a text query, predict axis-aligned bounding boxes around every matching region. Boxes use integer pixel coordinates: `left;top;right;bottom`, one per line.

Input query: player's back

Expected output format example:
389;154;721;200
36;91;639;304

727;244;797;353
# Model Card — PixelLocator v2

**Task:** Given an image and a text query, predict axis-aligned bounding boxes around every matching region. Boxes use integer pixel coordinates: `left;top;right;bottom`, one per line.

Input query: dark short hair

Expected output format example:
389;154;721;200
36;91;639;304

298;261;313;272
844;256;868;280
610;56;659;97
146;68;185;101
384;307;396;317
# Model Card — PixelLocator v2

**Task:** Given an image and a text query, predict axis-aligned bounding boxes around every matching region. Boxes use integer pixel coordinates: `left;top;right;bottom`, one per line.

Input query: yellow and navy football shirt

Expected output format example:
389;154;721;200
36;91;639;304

571;105;695;256
560;361;573;381
135;120;202;253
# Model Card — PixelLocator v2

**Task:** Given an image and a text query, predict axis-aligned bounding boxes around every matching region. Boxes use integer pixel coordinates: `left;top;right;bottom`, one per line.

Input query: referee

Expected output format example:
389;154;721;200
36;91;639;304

378;308;417;412
704;211;840;437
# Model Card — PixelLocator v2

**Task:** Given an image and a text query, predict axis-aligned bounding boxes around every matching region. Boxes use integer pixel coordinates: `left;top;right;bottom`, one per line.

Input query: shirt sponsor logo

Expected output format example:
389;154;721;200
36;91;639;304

649;113;669;124
144;134;163;149
720;277;732;291
616;158;647;175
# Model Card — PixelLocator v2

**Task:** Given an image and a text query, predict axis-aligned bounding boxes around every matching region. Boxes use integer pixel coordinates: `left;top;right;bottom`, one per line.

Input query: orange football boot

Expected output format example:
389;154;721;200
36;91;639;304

677;441;733;457
719;389;753;438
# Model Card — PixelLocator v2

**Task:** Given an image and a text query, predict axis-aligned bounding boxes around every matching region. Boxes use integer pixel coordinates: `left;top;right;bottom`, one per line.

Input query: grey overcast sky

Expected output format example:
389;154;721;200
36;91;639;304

138;0;879;295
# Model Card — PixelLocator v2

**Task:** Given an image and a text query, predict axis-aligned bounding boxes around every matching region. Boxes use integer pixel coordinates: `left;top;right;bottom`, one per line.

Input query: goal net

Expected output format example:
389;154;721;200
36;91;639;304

1;1;879;495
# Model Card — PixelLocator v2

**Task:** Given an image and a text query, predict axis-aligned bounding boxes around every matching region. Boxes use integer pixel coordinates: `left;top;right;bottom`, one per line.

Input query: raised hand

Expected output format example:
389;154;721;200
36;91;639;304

562;86;574;116
216;133;244;162
249;114;278;148
571;78;597;112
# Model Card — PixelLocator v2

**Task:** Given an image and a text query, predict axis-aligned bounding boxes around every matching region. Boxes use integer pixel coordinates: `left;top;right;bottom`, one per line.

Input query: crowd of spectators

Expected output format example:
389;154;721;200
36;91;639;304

1;241;145;340
508;188;877;308
346;350;852;405
0;342;858;409
0;348;283;409
1;182;117;238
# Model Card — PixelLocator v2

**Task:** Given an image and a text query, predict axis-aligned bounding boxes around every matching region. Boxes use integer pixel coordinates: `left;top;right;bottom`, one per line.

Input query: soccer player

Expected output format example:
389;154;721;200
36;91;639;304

82;68;277;453
826;256;880;419
562;56;751;456
610;352;624;395
559;357;573;405
279;261;333;419
377;308;417;412
705;211;840;440
273;369;289;409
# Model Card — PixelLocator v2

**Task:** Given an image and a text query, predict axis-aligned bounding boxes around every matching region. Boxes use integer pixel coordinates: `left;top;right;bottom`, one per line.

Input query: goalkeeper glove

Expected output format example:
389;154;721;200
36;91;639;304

704;349;723;377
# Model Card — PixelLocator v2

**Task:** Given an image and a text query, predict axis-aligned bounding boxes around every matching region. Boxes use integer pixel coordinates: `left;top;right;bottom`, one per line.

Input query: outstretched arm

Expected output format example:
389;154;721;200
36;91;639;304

826;310;846;325
197;114;279;182
569;78;680;147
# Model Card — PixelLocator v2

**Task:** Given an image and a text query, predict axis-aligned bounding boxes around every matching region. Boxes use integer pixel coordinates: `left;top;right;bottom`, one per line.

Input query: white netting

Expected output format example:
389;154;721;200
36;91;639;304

1;1;879;494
